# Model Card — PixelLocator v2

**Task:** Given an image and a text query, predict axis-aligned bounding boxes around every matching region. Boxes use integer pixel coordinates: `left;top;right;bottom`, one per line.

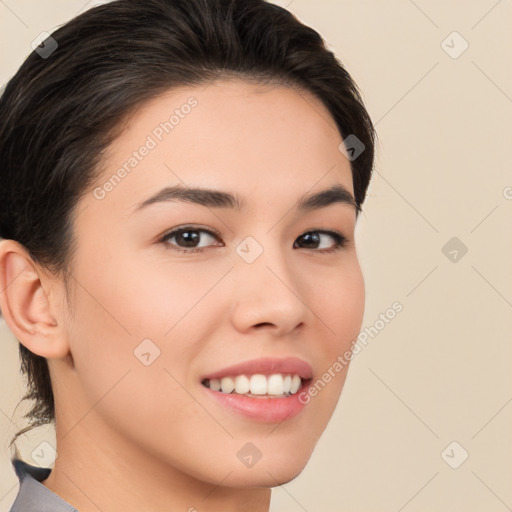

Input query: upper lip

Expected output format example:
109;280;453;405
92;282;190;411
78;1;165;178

201;357;313;381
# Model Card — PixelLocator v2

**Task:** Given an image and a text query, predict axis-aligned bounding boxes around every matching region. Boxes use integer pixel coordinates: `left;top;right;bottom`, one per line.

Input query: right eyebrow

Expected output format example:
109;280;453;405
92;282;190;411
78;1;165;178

133;185;245;213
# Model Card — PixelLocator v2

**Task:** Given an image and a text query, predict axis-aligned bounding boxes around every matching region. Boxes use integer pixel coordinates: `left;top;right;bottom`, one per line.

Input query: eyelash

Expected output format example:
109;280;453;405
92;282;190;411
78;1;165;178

158;225;348;254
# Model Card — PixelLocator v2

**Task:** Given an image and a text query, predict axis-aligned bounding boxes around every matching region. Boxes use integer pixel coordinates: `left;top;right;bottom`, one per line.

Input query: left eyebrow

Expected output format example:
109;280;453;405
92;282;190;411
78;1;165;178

132;183;358;214
296;184;358;213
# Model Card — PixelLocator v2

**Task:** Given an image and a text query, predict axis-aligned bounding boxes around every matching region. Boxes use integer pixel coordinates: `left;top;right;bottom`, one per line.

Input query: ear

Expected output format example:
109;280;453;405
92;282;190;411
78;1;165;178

0;239;70;359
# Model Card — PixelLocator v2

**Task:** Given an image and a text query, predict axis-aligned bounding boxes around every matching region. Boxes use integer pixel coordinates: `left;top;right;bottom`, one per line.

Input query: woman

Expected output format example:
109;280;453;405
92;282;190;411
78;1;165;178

0;0;377;510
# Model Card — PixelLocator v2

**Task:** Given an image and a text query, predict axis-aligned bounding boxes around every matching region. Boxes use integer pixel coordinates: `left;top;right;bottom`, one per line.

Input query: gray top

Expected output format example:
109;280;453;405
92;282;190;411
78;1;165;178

9;459;78;512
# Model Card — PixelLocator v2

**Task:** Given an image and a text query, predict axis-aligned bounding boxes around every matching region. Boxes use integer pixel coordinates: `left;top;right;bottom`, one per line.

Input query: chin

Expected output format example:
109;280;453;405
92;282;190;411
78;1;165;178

221;454;312;489
224;472;306;489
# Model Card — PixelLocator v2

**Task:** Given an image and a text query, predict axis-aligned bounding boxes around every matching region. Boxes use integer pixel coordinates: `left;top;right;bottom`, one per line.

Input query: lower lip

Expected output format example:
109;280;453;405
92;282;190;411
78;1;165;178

201;381;311;423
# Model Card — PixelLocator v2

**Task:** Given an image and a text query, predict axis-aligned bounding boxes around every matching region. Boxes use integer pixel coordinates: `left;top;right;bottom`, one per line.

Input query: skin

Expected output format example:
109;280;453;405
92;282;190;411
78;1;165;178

0;78;365;512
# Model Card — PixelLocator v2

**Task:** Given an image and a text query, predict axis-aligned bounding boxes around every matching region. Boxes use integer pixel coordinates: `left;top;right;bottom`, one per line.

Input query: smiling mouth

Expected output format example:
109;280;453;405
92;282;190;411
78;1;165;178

201;373;310;398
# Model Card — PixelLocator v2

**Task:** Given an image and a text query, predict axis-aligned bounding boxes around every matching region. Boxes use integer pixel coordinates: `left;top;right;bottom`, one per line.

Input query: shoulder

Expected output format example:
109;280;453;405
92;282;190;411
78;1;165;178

8;458;78;512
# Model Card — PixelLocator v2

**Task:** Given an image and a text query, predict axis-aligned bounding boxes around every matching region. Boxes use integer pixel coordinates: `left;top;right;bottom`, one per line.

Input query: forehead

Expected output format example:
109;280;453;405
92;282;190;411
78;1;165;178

85;78;353;218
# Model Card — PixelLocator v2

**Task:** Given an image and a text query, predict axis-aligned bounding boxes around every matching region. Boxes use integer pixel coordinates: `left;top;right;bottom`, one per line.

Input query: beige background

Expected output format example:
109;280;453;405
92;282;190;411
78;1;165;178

1;1;511;511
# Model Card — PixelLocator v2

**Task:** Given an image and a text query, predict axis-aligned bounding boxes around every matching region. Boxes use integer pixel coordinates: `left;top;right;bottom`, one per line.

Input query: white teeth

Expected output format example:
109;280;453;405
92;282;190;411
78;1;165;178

283;375;292;393
204;373;304;396
250;374;267;395
209;378;221;391
234;375;250;394
267;374;284;395
290;375;301;394
220;377;235;393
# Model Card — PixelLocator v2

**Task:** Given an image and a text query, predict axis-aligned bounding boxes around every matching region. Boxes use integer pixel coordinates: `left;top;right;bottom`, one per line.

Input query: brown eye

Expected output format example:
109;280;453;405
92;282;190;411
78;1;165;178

293;230;347;252
160;226;223;253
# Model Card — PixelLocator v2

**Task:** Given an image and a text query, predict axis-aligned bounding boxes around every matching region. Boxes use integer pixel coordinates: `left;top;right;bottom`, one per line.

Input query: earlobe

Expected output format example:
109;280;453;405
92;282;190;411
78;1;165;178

0;239;70;359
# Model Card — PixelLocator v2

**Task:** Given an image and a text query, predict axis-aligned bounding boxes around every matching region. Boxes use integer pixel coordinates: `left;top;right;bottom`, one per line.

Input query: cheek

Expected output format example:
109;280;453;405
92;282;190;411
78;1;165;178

103;249;230;336
290;259;364;432
65;248;224;421
312;258;365;351
64;269;206;465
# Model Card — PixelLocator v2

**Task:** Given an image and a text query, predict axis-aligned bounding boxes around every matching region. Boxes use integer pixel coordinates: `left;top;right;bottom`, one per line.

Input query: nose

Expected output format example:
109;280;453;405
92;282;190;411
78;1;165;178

228;242;310;337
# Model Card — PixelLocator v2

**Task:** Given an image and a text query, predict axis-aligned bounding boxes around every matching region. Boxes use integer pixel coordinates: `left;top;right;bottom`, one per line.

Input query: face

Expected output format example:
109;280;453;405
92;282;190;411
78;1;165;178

55;78;365;487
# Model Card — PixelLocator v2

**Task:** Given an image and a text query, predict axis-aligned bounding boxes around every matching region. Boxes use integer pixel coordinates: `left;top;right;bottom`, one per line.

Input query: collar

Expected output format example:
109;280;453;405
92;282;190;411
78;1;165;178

9;458;78;512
